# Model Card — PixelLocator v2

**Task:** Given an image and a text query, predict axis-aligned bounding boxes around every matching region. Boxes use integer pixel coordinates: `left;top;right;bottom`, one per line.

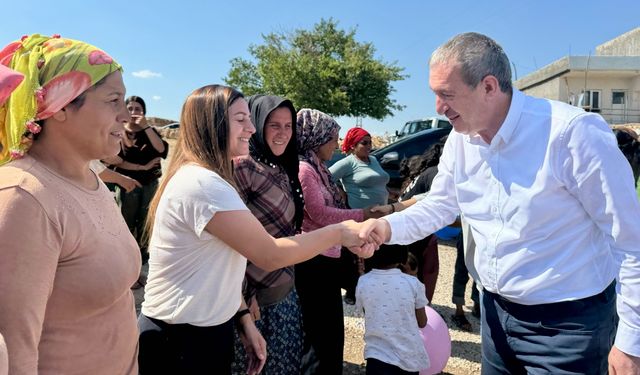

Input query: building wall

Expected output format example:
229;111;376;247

521;79;561;101
568;76;640;123
522;75;640;124
596;28;640;56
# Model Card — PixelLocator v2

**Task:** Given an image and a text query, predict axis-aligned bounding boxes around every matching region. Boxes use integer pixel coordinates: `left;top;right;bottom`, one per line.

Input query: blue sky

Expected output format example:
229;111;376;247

3;1;639;136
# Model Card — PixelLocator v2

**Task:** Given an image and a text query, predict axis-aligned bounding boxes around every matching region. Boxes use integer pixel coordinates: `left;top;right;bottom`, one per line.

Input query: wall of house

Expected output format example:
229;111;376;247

522;76;640;124
521;79;561;101
565;76;640;123
596;28;640;56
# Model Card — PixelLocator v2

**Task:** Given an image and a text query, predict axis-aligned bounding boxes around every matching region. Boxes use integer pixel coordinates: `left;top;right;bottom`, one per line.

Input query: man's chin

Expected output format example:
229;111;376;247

451;124;469;135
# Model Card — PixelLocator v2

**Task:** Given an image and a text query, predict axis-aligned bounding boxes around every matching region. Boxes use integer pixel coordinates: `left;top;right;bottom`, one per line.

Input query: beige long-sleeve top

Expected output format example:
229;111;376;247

0;155;140;375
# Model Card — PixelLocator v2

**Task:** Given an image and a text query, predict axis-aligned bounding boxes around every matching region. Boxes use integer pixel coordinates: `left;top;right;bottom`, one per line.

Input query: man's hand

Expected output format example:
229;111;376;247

339;220;382;258
358;218;391;247
609;346;640;374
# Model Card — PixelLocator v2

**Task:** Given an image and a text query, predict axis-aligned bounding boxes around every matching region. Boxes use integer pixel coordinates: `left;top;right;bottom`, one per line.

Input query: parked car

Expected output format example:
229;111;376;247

395;117;451;141
372;127;451;195
161;122;180;129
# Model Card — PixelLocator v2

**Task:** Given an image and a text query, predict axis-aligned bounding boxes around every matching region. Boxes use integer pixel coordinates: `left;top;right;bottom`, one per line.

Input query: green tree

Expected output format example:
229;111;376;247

225;19;406;120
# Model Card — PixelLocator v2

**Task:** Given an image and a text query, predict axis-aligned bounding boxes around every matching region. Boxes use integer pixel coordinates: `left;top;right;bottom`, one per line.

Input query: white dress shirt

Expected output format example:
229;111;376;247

385;89;640;356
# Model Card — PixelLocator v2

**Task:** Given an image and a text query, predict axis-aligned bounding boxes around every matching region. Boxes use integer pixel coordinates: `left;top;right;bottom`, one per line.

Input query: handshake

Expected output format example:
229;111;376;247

337;219;393;258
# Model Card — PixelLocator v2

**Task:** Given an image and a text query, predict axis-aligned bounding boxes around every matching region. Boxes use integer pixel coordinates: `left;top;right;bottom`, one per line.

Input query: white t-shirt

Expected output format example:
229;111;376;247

356;268;430;372
89;160;107;174
141;164;248;326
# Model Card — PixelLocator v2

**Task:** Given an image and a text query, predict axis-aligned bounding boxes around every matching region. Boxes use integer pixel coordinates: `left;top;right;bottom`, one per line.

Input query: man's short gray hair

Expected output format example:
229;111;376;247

430;32;512;93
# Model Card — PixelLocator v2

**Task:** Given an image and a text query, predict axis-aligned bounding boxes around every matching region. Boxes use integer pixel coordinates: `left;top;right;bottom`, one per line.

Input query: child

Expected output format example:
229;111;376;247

356;244;429;375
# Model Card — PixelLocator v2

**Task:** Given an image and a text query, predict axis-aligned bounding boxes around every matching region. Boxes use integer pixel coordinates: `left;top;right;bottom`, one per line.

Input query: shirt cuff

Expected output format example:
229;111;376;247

615;318;640;357
385;214;411;245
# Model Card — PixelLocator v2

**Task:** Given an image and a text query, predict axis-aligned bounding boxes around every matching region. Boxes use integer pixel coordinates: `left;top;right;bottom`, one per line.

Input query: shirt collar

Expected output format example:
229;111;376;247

492;89;525;147
370;268;403;275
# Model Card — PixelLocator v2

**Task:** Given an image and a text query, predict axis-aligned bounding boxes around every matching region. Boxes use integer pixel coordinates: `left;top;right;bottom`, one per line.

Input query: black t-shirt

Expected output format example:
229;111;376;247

114;127;168;185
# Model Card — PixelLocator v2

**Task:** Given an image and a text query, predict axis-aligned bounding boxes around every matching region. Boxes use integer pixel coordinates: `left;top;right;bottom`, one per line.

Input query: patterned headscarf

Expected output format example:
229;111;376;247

341;127;370;154
296;108;346;209
0;34;121;165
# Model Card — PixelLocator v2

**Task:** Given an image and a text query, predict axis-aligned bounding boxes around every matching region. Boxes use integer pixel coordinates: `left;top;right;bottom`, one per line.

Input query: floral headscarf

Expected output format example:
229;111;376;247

0;34;121;165
296;108;346;209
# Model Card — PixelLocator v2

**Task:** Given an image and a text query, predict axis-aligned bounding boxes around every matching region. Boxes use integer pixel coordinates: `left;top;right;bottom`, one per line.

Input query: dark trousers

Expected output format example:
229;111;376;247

411;234;439;302
138;314;234;374
340;247;359;299
366;358;418;375
452;233;479;306
296;255;344;375
481;281;617;375
118;179;158;262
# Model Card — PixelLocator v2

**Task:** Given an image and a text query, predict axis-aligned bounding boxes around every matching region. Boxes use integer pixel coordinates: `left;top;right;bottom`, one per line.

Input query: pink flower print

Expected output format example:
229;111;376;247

9;149;24;160
26;121;41;134
88;50;113;65
0;41;22;66
0;64;24;106
37;71;91;119
35;87;46;103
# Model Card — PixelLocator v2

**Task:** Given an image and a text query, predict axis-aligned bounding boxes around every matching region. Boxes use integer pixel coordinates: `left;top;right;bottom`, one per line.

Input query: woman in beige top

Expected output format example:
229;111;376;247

0;34;140;374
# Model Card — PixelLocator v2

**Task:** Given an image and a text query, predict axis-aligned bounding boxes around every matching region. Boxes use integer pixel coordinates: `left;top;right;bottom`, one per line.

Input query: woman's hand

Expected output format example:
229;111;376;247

237;315;267;375
116;174;142;193
366;204;392;218
129;114;148;129
142;157;162;171
248;295;261;321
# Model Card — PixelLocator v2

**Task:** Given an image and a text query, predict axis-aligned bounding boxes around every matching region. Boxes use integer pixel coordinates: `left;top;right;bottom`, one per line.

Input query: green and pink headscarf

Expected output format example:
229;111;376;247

0;34;121;165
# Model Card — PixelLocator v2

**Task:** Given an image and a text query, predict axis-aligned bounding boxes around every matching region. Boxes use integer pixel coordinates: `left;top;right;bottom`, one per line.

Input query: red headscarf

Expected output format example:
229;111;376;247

341;127;370;153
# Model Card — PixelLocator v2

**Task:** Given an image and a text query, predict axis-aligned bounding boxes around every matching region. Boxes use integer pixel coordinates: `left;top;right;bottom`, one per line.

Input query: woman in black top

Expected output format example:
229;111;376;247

106;96;168;266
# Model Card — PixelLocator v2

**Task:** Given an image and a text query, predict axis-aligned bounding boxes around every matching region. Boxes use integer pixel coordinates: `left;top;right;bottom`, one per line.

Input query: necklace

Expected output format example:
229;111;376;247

256;157;278;169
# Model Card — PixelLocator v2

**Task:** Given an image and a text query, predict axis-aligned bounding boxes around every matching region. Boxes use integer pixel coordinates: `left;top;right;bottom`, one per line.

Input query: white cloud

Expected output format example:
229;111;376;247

131;69;163;79
152;96;162;101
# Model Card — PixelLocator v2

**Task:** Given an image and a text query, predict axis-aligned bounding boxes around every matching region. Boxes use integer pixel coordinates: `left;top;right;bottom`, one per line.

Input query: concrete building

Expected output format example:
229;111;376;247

515;28;640;124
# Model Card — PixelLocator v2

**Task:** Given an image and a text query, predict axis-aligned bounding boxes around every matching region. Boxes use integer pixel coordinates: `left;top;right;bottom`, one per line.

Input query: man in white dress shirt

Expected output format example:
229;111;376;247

359;32;640;374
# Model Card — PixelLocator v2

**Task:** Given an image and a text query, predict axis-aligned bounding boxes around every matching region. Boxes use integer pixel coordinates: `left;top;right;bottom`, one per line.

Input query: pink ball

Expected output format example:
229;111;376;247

419;306;451;374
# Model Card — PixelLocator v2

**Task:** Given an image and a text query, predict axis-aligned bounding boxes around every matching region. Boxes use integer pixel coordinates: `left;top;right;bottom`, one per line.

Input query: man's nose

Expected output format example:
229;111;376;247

435;97;447;115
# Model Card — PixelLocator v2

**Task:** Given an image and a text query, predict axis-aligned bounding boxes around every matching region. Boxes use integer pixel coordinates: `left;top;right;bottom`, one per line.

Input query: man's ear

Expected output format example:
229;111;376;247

51;107;67;122
482;75;500;97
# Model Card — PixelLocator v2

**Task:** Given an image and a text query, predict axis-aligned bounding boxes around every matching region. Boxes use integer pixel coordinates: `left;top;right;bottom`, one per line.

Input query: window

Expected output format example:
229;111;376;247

612;91;626;105
580;90;601;112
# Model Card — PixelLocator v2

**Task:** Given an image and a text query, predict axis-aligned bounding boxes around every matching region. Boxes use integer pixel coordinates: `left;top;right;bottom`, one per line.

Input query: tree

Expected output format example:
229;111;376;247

225;19;406;120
